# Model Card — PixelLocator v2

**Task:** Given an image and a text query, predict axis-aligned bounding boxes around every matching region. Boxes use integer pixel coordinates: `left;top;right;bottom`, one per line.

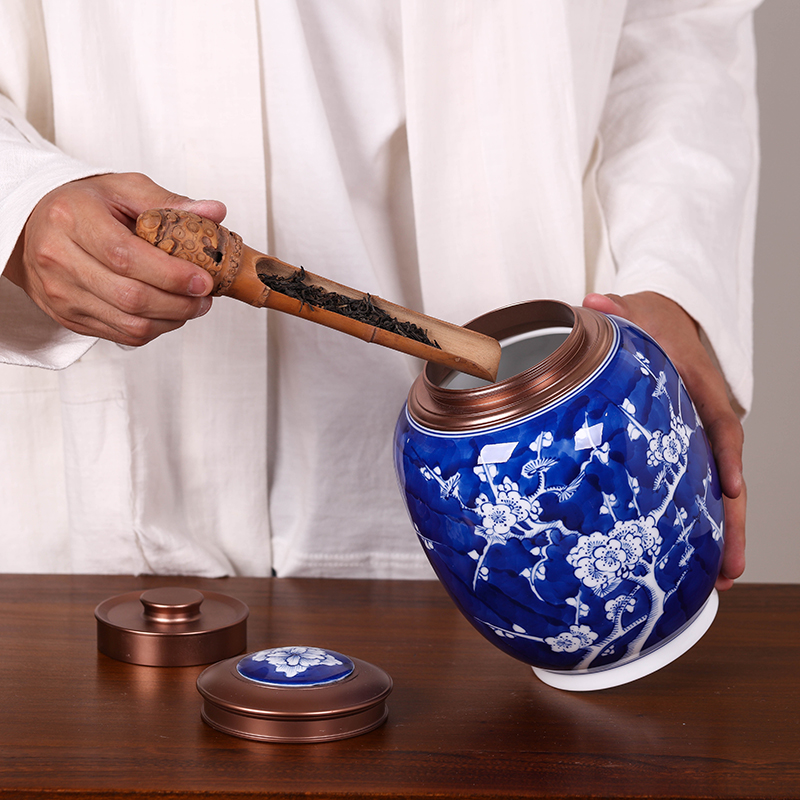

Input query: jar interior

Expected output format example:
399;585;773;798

442;327;572;390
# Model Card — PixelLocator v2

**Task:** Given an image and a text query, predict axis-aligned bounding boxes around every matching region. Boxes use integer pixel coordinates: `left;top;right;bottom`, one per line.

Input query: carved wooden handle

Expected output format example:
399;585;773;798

135;208;273;306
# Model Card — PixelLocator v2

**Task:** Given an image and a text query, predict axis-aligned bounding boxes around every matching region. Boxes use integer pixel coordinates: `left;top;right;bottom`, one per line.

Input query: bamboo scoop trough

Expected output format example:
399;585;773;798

136;209;501;381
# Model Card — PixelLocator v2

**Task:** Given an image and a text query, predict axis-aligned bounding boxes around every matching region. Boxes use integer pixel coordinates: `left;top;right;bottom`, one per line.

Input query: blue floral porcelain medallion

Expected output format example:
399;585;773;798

237;646;355;687
394;301;724;691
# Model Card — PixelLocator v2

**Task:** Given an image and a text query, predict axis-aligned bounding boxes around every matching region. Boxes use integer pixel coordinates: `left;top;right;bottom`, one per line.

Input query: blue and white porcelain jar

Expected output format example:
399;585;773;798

394;301;724;691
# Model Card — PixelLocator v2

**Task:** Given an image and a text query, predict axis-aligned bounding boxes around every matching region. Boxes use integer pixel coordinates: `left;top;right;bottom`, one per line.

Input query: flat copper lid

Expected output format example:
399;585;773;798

197;645;392;743
408;300;616;432
95;587;248;667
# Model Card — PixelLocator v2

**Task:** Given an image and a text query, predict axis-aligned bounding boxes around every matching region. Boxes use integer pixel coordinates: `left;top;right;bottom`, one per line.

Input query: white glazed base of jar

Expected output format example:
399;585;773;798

532;589;719;692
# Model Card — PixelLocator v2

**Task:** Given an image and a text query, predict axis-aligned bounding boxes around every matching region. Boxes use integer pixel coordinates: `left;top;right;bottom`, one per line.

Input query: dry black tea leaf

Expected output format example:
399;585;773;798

258;266;440;349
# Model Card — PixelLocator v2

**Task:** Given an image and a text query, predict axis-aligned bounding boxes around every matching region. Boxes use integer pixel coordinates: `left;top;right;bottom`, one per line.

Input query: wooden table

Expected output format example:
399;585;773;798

0;575;798;799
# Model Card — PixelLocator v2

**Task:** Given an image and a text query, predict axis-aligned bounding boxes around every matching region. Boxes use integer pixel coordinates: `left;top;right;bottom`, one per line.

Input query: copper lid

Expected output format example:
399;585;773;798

197;645;392;743
95;587;248;666
408;300;616;432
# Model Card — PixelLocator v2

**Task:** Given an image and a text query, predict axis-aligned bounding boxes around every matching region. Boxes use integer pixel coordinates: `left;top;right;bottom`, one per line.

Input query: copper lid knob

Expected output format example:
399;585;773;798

197;645;392;743
95;587;249;667
140;587;204;623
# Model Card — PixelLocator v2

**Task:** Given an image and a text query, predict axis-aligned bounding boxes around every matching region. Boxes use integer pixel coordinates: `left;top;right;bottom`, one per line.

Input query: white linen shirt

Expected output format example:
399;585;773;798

0;0;759;576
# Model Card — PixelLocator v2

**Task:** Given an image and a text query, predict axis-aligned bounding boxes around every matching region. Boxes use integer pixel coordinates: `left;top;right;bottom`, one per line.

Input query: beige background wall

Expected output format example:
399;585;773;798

742;1;799;582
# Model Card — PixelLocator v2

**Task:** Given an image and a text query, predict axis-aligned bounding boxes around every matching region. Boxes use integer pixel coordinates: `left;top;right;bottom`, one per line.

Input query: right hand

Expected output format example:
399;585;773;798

583;291;746;591
4;172;227;346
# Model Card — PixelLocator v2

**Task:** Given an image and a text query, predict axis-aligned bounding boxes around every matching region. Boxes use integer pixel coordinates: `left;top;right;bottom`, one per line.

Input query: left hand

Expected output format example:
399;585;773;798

582;291;746;592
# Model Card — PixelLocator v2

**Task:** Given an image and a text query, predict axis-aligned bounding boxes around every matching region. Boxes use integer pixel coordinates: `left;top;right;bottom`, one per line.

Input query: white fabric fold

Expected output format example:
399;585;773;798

594;0;760;414
402;1;587;322
0;0;759;575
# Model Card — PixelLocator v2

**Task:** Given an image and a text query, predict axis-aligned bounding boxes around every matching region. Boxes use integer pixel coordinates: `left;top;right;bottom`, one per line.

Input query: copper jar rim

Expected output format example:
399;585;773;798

407;300;616;433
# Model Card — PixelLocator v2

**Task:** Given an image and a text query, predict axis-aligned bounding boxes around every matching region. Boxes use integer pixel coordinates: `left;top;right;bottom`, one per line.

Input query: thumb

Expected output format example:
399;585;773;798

582;292;626;318
112;174;227;226
171;197;228;225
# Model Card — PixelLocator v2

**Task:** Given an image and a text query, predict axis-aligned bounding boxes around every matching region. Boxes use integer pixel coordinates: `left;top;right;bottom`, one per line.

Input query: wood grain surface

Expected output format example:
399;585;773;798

0;575;797;799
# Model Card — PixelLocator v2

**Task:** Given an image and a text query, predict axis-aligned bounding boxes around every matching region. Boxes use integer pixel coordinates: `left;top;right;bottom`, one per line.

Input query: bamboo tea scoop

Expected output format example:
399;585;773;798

136;209;501;381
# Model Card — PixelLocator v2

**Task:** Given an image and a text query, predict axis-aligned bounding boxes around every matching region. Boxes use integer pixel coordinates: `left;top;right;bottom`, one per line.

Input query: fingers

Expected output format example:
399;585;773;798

13;174;224;346
583;291;747;590
75;211;216;298
716;485;747;590
38;236;213;345
45;288;211;346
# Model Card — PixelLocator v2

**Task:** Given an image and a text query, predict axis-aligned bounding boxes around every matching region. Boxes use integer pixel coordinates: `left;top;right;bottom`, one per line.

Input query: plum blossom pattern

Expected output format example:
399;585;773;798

395;316;724;675
568;516;661;596
546;625;598;653
477;476;536;537
496;485;533;524
480;499;518;536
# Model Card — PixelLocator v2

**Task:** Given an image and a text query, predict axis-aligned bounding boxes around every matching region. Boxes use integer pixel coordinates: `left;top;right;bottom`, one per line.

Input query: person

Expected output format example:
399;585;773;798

0;1;756;589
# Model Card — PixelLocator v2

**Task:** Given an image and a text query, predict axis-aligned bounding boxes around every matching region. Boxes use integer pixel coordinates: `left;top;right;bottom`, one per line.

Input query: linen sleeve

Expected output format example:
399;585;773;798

0;96;106;369
595;0;760;416
0;4;101;369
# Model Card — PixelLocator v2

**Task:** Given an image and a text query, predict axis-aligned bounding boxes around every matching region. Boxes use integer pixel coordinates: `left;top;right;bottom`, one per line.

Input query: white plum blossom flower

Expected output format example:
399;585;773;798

251;646;343;678
495;489;532;524
478;476;540;536
647;418;690;468
614;516;661;554
659;431;683;464
479;501;518;536
567;517;661;594
546;624;598;653
568;533;634;593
